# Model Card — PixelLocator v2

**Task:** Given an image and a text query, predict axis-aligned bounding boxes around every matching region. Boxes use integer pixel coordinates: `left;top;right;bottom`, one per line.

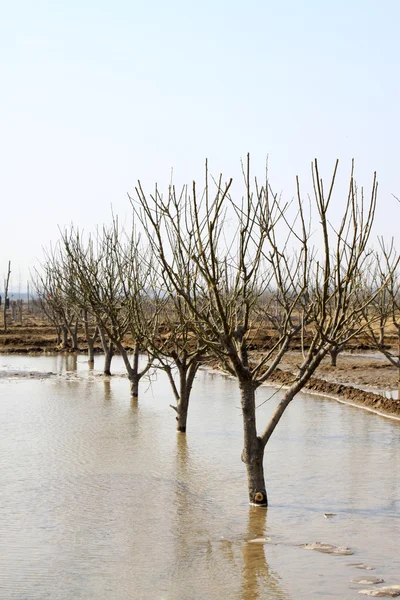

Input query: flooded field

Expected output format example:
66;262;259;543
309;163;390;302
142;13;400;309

0;354;399;599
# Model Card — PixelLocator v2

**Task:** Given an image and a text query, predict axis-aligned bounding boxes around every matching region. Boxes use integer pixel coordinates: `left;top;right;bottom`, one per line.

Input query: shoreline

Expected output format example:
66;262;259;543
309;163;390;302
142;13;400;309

200;363;400;421
303;389;400;422
265;367;400;420
1;341;400;421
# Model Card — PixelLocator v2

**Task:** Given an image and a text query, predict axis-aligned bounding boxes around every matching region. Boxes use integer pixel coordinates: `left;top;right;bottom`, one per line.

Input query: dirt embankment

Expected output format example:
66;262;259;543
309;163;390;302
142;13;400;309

267;367;400;419
0;318;62;353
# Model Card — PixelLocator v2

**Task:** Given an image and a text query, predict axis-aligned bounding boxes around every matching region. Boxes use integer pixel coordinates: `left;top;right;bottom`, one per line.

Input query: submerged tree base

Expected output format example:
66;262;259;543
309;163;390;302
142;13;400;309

249;490;268;507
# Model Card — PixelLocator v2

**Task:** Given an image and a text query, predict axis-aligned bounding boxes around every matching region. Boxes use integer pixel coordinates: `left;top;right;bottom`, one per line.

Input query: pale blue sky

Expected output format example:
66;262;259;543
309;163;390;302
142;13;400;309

1;0;400;290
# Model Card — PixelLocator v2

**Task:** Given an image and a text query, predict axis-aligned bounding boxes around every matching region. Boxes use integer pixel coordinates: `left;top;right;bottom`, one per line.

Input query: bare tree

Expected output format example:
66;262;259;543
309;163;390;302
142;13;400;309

134;278;208;432
34;251;80;350
58;228;117;374
60;223;152;397
134;156;380;506
3;261;11;332
32;275;65;346
114;208;211;431
362;240;400;395
153;303;208;433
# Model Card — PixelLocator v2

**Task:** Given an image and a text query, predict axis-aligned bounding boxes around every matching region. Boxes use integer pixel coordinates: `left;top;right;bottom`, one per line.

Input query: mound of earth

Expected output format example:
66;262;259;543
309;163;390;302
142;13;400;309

267;368;400;418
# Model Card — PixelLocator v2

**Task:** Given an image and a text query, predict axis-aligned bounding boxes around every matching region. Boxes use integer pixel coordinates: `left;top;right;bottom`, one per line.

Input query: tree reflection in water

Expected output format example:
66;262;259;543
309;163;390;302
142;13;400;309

242;507;290;600
65;353;77;372
171;436;290;600
103;378;111;401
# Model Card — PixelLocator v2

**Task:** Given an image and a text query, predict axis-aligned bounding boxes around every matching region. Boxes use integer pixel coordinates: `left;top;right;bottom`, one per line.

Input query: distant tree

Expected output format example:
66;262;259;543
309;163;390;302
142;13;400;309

82;308;99;364
3;261;11;332
328;341;347;367
60;223;152;397
34;251;80;350
362;240;400;395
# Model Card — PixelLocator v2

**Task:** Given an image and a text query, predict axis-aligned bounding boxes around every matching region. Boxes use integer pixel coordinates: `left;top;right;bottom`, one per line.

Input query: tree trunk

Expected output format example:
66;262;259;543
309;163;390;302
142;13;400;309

87;339;95;363
176;390;189;432
103;345;114;375
329;347;339;367
379;320;385;347
83;310;97;364
99;327;113;375
119;343;141;398
67;318;79;350
130;375;140;399
61;326;69;348
129;347;140;398
176;360;198;433
239;377;267;506
245;445;267;506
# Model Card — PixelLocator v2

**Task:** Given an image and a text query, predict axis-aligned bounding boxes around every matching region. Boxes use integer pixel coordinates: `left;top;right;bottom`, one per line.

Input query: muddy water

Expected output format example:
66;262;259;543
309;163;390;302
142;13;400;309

0;355;399;600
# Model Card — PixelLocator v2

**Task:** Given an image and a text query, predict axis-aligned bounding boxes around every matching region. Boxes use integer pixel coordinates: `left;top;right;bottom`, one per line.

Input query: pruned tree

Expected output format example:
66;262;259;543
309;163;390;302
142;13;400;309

60;223;152;397
57;228;117;375
130;261;208;431
33;253;80;349
134;156;381;506
362;239;400;394
92;209;210;430
153;300;208;433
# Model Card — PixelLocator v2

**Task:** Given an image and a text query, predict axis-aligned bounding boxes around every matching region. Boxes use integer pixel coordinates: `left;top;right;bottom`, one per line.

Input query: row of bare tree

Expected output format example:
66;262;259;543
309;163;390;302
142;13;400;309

33;157;400;506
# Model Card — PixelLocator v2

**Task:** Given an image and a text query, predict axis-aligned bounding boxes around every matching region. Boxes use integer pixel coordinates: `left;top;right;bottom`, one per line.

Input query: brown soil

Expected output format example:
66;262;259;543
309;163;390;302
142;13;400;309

275;350;398;392
267;364;400;419
1;311;400;419
0;314;63;352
